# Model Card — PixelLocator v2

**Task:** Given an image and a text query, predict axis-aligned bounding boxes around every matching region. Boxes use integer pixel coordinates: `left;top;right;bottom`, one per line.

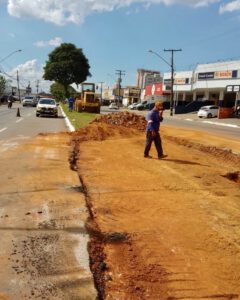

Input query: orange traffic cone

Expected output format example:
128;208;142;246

16;108;21;117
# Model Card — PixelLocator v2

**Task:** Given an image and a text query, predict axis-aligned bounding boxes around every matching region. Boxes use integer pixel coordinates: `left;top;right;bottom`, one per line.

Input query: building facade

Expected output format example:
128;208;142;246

122;86;141;106
163;60;240;108
136;69;161;91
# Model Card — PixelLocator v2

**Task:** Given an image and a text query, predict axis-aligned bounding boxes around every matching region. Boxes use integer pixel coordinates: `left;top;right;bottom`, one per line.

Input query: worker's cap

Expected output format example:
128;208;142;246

155;101;163;109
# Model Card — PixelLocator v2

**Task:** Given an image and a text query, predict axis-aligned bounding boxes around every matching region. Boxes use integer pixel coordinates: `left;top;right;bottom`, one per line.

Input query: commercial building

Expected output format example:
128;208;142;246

163;71;193;105
193;61;240;109
136;69;161;90
163;60;240;109
122;86;141;106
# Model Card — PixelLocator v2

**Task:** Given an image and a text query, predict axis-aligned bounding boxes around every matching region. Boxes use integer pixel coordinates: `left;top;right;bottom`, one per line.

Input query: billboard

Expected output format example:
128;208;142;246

145;83;163;96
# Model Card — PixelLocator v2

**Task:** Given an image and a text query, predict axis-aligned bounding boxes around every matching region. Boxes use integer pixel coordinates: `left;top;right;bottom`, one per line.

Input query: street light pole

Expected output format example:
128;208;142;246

0;49;22;64
17;70;21;102
148;49;182;116
164;49;182;116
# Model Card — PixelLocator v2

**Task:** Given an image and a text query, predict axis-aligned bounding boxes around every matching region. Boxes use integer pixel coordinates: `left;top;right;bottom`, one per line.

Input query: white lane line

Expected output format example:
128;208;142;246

16;118;23;123
0;127;7;133
185;118;194;122
203;121;240;128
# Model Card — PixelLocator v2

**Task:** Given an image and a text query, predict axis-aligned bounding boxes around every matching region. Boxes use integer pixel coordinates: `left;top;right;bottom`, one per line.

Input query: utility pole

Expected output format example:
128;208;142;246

36;80;39;96
98;81;104;104
17;70;21;102
115;70;125;105
164;48;182;116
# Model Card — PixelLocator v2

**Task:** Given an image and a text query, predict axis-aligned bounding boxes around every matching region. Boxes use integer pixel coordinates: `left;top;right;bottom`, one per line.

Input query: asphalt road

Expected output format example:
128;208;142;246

101;106;239;140
163;116;240;139
0;103;68;152
1;103;238;150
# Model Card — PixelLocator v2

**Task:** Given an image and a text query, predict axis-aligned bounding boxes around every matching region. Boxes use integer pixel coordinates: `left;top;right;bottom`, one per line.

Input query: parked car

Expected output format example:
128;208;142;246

143;102;155;110
22;96;37;107
128;102;139;110
197;105;219;118
36;98;58;117
108;102;118;110
136;101;147;110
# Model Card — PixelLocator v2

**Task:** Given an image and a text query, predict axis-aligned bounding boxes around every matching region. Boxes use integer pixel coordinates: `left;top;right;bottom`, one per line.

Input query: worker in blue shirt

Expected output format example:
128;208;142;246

144;101;167;159
68;96;75;112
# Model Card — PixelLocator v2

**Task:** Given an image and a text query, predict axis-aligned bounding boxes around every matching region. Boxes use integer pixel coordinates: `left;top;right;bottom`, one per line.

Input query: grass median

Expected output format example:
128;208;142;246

61;103;99;129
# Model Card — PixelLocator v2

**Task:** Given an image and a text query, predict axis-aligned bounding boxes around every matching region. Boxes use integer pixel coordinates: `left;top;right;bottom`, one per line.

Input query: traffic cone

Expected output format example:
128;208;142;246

16;108;21;117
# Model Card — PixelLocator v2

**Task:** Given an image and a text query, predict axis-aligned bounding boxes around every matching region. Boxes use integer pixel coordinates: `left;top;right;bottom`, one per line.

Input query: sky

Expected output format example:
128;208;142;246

0;0;240;93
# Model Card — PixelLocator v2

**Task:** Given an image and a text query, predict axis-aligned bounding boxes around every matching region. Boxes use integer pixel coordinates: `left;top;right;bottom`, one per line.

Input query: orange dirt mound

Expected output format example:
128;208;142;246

91;111;147;132
69;112;147;171
70;111;147;143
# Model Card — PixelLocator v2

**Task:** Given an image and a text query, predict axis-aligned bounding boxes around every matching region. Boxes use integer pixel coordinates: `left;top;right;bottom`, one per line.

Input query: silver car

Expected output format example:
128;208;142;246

22;96;37;107
36;98;58;117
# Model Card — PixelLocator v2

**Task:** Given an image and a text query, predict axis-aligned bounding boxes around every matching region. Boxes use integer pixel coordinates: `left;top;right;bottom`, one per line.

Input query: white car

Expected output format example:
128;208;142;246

22;96;37;107
108;103;118;110
197;105;219;118
128;103;139;110
36;98;58;117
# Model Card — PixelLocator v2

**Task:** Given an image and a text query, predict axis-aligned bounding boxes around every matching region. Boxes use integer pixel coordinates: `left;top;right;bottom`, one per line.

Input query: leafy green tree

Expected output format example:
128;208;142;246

50;82;76;102
0;75;6;99
43;43;91;98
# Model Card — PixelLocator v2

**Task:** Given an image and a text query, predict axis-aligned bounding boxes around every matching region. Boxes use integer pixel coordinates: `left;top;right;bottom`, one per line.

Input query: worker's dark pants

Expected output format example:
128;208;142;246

144;131;163;158
68;103;73;112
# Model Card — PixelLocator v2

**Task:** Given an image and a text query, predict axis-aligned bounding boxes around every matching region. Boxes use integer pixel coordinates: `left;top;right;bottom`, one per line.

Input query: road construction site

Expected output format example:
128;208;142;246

0;111;240;299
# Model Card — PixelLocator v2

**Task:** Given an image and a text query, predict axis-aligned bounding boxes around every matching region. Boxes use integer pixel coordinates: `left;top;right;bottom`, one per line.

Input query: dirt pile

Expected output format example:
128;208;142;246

70;112;147;142
69;112;147;171
91;111;147;131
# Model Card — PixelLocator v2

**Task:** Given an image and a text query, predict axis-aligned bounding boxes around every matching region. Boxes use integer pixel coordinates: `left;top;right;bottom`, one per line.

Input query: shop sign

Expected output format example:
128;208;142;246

226;85;240;92
174;78;191;85
129;88;140;94
164;79;172;85
198;72;214;80
199;70;238;80
215;70;233;79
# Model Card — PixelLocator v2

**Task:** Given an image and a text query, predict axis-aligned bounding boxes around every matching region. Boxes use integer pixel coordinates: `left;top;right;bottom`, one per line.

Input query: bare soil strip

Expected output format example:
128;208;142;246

70;113;240;299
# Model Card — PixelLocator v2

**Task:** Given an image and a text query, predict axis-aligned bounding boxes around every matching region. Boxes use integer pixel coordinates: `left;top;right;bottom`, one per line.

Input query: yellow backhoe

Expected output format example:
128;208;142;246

75;83;100;113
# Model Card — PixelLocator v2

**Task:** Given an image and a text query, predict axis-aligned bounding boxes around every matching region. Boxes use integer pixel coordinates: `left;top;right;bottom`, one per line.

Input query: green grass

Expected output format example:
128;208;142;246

61;103;99;129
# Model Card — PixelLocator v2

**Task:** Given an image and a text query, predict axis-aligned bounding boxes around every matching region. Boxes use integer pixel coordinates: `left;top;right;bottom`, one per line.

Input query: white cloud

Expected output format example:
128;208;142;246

219;0;240;13
9;60;51;92
6;0;220;25
34;37;63;48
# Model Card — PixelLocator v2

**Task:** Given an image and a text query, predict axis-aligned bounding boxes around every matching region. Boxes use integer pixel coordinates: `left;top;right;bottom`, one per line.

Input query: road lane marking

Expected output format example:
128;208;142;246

203;121;239;128
16;118;23;123
0;127;7;133
0;136;30;152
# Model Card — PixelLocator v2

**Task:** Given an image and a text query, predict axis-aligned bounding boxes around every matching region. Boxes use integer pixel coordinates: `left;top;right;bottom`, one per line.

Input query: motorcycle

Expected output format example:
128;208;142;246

7;100;13;109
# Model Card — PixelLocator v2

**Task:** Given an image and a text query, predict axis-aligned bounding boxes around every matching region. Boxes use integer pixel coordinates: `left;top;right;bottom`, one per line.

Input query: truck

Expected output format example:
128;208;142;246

75;83;100;113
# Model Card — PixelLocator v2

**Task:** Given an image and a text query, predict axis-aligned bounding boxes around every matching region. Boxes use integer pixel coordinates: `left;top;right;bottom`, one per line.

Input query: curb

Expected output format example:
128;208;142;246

59;105;75;132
